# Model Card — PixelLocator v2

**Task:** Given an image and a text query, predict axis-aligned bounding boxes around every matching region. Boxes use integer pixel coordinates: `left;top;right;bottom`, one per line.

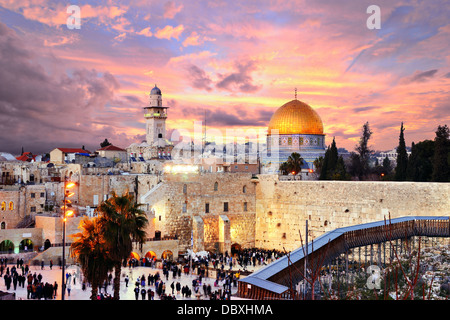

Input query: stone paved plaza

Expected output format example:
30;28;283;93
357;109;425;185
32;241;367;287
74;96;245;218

0;262;260;300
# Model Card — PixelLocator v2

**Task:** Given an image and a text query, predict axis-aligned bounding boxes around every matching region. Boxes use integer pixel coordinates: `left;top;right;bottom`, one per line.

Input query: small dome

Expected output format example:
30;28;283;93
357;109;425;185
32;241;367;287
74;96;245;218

150;85;161;95
268;99;324;135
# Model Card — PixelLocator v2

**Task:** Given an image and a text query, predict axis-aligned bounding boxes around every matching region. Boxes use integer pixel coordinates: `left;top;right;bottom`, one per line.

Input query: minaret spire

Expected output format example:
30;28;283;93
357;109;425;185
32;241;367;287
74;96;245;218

294;87;297;100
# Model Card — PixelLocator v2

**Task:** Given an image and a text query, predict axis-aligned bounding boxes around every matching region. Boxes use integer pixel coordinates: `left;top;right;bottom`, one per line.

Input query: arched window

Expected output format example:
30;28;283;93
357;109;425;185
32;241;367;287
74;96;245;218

1;202;5;211
183;184;187;194
1;222;5;229
214;182;218;191
9;201;14;210
243;185;247;193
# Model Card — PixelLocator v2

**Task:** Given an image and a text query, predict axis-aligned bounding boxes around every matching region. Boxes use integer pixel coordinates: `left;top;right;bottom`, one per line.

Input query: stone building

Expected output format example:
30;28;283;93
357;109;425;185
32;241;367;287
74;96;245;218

141;170;257;254
127;85;174;161
263;98;326;173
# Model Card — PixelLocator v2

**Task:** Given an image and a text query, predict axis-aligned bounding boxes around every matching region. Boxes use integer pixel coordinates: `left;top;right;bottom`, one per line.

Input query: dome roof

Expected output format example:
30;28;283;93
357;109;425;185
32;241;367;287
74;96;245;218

150;85;161;95
267;99;324;135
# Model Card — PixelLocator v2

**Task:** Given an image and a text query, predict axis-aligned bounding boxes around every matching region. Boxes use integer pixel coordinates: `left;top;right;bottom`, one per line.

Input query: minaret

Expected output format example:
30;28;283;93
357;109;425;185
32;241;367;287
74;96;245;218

144;85;168;146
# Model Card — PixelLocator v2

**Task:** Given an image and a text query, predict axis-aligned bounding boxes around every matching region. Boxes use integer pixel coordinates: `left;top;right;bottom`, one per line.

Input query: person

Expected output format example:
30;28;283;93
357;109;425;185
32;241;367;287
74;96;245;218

141;287;146;300
49;260;53;270
134;286;140;300
53;281;58;298
125;275;129;287
66;280;71;297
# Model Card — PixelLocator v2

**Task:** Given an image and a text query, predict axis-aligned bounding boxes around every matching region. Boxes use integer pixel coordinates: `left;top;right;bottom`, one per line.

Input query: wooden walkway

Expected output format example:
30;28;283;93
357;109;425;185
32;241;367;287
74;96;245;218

238;216;450;300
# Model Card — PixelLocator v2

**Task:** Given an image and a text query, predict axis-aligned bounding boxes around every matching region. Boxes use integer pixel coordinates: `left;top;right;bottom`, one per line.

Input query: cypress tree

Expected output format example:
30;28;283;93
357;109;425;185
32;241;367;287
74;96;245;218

431;125;450;182
394;122;408;181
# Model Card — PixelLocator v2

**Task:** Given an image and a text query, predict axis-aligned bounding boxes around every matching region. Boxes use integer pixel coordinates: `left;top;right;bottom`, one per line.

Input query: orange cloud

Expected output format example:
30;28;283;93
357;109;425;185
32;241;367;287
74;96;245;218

155;24;185;40
137;27;153;37
163;1;183;19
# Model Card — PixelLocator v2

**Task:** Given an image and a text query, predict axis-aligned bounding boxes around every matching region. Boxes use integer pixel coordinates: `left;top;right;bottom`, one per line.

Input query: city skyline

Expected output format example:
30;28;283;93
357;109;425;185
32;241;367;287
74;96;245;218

0;0;449;155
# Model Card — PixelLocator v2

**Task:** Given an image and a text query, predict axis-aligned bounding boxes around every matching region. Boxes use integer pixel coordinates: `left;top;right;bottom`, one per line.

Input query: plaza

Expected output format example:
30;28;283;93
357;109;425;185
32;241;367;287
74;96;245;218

0;261;263;300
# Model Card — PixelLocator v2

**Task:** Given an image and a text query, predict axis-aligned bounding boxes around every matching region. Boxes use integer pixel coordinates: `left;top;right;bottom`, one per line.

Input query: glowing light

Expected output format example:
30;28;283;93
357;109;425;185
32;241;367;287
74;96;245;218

65;182;76;189
164;164;199;174
65;210;74;217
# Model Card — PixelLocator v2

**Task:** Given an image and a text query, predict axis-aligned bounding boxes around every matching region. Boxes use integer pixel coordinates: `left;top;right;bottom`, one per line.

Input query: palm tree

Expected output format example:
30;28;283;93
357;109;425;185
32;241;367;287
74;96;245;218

286;152;304;175
69;216;114;300
97;192;148;300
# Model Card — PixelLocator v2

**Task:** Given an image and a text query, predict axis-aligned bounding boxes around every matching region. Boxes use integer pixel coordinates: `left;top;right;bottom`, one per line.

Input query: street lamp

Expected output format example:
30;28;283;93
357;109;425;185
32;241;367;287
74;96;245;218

61;177;76;300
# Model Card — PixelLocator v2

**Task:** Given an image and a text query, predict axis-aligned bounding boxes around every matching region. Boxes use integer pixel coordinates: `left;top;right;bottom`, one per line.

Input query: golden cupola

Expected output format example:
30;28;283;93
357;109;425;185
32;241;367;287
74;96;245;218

267;99;324;135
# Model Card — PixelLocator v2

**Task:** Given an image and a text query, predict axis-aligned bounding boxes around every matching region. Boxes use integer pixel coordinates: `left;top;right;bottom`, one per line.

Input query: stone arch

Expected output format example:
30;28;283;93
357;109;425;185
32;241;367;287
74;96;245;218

0;240;14;253
19;239;33;252
130;252;140;260
161;250;173;260
231;243;242;256
44;239;52;250
145;251;157;260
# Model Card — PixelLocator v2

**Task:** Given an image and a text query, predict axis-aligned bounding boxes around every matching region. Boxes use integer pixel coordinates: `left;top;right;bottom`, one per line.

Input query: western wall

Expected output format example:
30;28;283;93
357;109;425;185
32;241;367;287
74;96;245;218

254;175;450;251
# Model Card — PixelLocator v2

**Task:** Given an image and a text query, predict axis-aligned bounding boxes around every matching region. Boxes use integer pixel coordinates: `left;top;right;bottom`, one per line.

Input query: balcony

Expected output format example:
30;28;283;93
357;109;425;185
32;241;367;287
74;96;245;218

144;113;167;118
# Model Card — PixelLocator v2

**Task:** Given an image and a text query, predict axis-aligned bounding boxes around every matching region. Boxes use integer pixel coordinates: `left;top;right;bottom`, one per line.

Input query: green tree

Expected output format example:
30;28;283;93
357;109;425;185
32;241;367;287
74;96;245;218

279;153;304;175
69;217;114;300
319;137;347;180
313;156;324;176
97;192;148;300
431;125;450;182
286;152;304;175
353;122;373;179
394;123;408;181
406;140;434;181
279;161;289;175
100;138;112;148
382;156;392;174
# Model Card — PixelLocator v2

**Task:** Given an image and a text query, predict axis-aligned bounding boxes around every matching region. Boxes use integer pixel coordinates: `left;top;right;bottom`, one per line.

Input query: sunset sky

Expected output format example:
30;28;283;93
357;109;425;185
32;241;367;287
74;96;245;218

0;0;449;155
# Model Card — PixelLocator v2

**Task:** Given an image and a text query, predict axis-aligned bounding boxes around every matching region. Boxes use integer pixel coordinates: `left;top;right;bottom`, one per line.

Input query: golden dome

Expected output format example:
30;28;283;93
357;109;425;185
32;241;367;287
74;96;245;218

267;99;324;135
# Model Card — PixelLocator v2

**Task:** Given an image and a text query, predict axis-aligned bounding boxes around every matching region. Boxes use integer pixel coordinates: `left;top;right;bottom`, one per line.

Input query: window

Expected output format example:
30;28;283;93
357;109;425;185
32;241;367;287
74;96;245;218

183;184;187;194
30;206;36;212
243;202;248;212
205;203;210;213
1;202;5;211
30;193;35;198
214;182;218;191
182;202;187;213
224;202;229;212
40;192;45;198
9;202;14;210
243;185;247;193
1;222;5;229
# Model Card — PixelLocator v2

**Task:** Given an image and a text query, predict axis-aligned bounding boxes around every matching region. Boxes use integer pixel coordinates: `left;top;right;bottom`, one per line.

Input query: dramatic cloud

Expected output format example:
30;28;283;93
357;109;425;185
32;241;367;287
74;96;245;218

402;69;439;84
163;1;183;19
216;60;261;93
0;0;448;153
185;64;213;91
0;22;131;154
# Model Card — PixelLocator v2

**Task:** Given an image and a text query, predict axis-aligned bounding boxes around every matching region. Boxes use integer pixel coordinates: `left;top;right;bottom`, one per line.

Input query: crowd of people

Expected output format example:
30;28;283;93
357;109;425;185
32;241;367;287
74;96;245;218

0;257;61;300
120;247;286;301
1;247;285;300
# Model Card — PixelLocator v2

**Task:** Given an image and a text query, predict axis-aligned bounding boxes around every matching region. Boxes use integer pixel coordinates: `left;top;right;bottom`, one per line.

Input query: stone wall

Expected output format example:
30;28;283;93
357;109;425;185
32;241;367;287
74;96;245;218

142;172;257;253
255;175;450;251
0;184;46;229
